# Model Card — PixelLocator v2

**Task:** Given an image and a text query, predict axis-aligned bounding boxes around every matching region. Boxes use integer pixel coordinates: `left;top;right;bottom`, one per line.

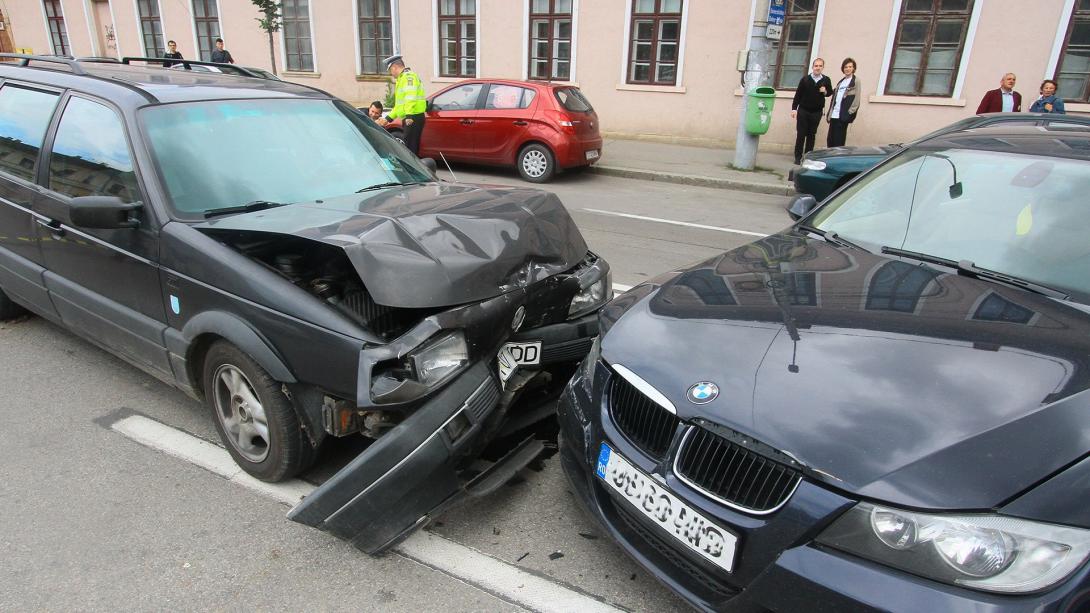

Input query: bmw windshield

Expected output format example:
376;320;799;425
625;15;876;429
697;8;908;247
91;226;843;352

141;98;433;219
808;145;1090;304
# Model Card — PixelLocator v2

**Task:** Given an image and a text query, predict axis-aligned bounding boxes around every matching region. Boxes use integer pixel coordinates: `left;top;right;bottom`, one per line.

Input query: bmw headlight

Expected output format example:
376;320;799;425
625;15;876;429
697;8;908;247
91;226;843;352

801;159;827;171
568;271;612;319
410;331;469;386
816;503;1090;593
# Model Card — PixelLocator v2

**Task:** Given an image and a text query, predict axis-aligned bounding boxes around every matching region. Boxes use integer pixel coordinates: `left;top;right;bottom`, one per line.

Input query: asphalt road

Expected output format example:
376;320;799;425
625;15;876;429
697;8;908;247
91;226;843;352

0;166;793;612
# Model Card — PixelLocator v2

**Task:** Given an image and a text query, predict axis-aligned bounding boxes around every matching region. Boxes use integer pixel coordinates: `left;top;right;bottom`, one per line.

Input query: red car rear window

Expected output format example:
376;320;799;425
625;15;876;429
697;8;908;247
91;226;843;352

554;88;593;113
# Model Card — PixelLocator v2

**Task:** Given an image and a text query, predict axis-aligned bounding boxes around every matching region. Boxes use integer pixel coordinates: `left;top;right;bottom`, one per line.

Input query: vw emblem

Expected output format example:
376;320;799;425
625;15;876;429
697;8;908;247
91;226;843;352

687;382;719;404
511;306;527;332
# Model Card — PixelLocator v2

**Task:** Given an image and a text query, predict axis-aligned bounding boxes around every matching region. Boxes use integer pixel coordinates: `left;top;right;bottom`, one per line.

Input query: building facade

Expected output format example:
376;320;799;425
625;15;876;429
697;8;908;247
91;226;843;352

1;0;1086;151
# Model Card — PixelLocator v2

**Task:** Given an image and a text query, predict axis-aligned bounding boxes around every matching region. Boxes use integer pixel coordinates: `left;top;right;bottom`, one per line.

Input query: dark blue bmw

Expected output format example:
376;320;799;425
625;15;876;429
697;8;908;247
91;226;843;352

560;125;1090;611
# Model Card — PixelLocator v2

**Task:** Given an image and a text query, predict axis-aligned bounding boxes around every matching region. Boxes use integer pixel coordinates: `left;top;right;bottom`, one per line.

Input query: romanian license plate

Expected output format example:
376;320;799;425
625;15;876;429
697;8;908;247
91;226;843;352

585;149;600;160
497;341;542;386
596;442;738;573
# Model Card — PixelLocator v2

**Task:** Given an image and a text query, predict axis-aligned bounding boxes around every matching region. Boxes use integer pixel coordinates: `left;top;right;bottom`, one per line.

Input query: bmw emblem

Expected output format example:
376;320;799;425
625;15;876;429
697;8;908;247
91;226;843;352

511;306;527;332
687;382;719;404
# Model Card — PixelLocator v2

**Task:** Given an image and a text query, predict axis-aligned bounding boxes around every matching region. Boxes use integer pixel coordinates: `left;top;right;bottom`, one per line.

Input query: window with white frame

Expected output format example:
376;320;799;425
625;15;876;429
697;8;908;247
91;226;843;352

528;0;573;81
282;0;314;72
885;0;974;97
43;0;70;56
438;0;476;77
768;0;819;90
191;0;220;62
136;0;165;58
627;0;683;86
1055;0;1090;102
358;0;394;74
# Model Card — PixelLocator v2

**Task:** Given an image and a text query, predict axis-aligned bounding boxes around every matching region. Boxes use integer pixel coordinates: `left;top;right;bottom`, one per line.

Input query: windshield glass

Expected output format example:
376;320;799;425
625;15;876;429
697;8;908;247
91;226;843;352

141;98;432;217
810;147;1090;302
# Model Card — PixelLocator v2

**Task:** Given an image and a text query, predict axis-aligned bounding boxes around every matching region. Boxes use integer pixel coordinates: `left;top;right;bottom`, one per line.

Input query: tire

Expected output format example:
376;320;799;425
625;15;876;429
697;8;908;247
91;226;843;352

0;287;27;321
517;143;556;183
388;128;405;144
202;341;315;482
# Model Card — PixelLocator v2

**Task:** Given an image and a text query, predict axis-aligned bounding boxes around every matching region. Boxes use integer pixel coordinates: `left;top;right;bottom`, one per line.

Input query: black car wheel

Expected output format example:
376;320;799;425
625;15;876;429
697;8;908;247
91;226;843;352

202;341;315;482
517;143;556;183
0;287;26;320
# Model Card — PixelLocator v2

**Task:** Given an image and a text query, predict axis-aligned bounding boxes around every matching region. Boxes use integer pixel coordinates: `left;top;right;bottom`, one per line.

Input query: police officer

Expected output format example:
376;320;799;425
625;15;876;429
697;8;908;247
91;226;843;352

377;55;427;155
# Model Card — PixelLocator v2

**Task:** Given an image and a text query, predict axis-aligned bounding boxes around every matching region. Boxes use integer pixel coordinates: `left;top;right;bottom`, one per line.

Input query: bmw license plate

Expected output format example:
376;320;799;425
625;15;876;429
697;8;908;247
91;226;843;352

596;442;737;573
497;341;542;386
585;149;599;160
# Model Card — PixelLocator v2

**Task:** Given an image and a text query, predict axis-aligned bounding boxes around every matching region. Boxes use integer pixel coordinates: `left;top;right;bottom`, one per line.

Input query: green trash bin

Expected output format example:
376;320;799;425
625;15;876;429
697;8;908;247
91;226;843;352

745;86;777;135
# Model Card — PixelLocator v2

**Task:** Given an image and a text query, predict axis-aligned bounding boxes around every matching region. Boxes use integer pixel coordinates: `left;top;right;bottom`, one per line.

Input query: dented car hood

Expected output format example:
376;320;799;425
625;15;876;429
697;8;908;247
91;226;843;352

198;182;589;308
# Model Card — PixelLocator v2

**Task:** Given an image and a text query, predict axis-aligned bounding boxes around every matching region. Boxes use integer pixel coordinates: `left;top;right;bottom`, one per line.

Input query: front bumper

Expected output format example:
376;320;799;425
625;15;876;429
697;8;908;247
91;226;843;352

557;365;1090;612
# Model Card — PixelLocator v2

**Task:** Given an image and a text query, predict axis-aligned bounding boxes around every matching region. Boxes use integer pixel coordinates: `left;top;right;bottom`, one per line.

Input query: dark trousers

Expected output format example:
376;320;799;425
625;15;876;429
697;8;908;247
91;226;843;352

403;113;426;155
827;118;850;148
794;109;822;163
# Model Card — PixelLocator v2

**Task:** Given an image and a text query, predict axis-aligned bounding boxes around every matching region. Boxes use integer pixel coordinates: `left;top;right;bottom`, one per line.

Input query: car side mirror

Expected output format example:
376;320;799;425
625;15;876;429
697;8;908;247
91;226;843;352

786;194;818;221
420;157;438;177
69;196;142;229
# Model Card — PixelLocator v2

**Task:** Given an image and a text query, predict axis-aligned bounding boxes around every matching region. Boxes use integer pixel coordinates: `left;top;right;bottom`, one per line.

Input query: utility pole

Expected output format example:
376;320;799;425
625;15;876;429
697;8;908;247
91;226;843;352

733;0;775;171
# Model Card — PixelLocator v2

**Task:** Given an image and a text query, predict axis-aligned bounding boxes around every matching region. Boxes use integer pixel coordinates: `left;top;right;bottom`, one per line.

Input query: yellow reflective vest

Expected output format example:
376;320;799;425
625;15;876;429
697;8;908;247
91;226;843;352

388;69;427;119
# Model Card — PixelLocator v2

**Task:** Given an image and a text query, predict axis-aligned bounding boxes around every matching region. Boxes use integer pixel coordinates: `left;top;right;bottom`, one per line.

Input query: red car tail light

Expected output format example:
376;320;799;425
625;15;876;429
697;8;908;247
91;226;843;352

545;109;576;134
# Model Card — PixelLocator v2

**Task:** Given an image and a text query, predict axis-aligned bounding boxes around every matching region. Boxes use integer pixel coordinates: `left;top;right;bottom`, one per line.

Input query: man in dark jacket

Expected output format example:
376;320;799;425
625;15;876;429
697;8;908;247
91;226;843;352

976;73;1021;114
162;40;183;68
792;58;833;164
211;38;234;64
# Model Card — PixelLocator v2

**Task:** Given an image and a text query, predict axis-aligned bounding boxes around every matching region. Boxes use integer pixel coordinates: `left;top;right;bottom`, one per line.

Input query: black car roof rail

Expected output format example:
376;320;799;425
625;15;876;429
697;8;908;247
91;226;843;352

120;56;261;78
0;53;88;75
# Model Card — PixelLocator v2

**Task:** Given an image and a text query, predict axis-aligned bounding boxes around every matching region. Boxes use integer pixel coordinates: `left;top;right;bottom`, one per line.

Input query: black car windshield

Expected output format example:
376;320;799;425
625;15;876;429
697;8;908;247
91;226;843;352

809;147;1090;303
141;98;432;218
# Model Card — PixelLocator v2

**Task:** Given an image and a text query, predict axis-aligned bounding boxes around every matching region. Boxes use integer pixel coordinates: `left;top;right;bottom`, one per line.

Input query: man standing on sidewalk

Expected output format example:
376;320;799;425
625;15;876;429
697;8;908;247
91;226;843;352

378;55;427;155
976;73;1021;114
791;58;832;165
211;38;234;64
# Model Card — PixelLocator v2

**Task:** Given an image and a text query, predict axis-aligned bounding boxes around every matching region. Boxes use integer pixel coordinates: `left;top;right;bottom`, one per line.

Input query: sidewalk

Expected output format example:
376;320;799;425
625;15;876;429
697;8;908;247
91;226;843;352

589;138;795;195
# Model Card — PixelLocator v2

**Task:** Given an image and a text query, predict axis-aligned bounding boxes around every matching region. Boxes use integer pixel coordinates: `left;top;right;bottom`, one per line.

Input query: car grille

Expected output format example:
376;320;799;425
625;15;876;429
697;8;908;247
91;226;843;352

608;373;680;460
675;426;801;514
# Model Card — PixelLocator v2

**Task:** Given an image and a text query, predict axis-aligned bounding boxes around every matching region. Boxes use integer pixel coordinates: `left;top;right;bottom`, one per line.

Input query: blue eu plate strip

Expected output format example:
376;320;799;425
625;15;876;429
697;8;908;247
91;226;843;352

596;443;611;479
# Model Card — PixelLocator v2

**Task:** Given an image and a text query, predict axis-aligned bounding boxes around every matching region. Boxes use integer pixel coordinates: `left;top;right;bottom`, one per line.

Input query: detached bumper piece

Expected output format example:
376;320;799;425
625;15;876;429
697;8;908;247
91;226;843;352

288;362;543;554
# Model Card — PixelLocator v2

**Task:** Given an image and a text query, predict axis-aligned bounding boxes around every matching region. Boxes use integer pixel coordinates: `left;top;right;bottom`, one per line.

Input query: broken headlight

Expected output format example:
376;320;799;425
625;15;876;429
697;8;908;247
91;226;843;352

371;331;469;404
568;271;612;319
816;503;1090;593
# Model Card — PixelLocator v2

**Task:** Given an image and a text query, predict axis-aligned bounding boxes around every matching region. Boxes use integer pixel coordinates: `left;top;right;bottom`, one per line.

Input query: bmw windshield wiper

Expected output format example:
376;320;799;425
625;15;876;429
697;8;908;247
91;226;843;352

204;200;289;219
880;246;1069;300
356;181;423;193
797;224;869;251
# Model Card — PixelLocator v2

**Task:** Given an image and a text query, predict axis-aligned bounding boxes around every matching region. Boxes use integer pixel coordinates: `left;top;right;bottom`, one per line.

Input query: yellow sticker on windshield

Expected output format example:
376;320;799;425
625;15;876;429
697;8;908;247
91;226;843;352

1016;203;1033;236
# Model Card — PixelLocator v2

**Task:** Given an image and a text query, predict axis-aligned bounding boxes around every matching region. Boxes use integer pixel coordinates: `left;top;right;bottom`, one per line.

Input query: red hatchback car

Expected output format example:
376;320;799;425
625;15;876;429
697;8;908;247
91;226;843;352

385;79;602;183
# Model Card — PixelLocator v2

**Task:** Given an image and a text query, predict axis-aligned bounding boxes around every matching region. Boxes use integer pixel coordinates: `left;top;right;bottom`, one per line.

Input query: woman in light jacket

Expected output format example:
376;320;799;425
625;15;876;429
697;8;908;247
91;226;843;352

1029;79;1066;114
826;58;860;148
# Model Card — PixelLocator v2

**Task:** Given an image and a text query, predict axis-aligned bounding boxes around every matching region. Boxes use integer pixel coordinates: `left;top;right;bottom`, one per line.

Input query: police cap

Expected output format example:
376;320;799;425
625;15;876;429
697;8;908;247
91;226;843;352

382;55;403;70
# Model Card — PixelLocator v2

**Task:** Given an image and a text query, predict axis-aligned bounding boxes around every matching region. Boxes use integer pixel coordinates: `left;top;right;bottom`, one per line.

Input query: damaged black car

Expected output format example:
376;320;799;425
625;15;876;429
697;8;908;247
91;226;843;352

0;55;609;553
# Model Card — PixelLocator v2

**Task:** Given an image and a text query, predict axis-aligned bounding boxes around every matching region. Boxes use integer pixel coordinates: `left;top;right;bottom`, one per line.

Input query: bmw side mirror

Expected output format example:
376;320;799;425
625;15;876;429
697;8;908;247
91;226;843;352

420;157;439;178
69;196;142;229
786;194;818;221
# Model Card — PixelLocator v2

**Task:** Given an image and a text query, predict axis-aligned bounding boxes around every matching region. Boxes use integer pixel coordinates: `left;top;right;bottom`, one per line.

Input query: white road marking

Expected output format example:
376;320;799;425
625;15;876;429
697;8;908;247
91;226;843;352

110;415;622;613
582;207;767;238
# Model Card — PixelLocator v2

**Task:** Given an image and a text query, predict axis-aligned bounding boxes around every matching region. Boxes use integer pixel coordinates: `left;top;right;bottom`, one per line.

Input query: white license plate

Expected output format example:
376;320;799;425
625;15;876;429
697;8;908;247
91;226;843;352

596;442;737;573
585;149;599;160
497;341;542;385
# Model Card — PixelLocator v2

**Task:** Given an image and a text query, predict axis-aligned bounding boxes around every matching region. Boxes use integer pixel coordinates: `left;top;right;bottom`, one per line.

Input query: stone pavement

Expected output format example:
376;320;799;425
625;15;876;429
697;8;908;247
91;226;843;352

588;138;796;195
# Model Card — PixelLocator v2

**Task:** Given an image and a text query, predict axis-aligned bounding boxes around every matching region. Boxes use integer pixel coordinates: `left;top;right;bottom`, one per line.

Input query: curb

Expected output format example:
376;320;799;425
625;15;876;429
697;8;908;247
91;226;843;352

587;164;793;196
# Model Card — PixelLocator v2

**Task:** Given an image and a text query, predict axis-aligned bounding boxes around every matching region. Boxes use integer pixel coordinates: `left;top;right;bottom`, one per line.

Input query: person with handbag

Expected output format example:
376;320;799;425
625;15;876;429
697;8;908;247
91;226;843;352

826;58;860;148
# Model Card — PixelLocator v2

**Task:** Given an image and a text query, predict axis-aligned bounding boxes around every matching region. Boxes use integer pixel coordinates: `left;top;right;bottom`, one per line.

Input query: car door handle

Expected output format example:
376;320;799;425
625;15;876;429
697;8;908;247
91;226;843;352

35;218;65;238
460;119;475;125
512;121;528;126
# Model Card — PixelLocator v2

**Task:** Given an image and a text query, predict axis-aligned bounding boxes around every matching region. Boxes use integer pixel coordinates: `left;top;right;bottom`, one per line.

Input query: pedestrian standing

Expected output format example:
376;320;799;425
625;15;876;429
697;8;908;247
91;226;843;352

791;58;833;165
211;38;234;64
826;58;860;148
162;40;184;68
976;73;1021;114
1029;79;1066;114
377;55;427;155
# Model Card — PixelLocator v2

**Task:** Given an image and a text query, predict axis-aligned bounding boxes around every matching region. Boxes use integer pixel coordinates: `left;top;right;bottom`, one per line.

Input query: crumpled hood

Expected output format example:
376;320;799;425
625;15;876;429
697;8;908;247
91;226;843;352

198;182;589;308
601;233;1090;509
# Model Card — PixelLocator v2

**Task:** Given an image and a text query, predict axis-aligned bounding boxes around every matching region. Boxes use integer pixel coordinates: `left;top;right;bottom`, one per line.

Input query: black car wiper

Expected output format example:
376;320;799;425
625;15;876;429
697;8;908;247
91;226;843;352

880;246;1069;299
798;224;869;251
204;200;288;219
356;181;423;193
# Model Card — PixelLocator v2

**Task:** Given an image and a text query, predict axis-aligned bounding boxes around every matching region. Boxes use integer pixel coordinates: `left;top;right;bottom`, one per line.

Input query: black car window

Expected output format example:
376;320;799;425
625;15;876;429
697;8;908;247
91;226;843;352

0;85;60;183
432;83;483;110
48;97;140;202
483;85;536;110
554;87;592;112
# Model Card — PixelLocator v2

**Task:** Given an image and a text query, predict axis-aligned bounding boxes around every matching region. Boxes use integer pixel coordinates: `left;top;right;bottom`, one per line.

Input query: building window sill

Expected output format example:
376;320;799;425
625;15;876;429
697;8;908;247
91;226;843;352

283;71;321;79
1064;102;1090;113
868;94;965;107
355;74;390;82
616;83;686;94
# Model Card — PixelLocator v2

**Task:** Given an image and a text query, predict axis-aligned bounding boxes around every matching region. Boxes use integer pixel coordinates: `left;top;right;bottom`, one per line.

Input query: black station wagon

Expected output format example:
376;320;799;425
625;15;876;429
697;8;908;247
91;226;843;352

0;55;610;553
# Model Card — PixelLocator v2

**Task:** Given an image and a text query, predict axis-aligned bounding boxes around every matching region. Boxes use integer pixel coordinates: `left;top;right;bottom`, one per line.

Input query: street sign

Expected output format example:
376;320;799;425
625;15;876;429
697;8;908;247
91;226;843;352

766;24;783;40
768;0;786;26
